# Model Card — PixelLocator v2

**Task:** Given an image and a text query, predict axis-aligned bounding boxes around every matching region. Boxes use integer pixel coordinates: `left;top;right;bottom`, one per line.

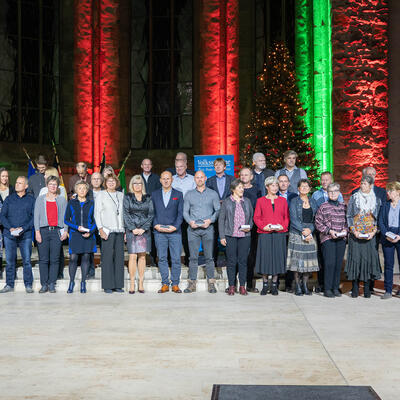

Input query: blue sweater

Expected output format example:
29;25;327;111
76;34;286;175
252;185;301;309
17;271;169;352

151;188;183;233
0;192;35;240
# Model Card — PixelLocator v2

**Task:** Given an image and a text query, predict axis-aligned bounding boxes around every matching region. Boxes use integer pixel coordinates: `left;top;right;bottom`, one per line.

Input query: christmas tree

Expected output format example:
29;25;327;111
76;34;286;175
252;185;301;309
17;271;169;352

240;42;320;188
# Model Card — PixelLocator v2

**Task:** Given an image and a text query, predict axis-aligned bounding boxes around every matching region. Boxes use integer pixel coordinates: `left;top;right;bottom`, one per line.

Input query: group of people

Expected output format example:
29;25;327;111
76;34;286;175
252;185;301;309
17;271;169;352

0;150;399;299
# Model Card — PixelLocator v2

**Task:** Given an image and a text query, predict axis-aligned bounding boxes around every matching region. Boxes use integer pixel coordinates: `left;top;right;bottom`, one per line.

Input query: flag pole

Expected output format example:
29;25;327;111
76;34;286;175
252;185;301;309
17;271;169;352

22;147;36;169
51;140;65;187
117;149;132;178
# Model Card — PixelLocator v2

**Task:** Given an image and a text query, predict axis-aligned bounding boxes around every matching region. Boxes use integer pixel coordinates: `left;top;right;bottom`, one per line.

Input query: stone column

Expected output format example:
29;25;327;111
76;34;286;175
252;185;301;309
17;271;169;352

332;0;389;196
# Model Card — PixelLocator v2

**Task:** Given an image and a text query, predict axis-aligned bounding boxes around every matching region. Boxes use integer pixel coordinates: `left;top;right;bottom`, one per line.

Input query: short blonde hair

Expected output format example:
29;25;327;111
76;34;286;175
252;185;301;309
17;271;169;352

264;176;279;187
44;167;59;178
129;175;146;195
386;181;400;192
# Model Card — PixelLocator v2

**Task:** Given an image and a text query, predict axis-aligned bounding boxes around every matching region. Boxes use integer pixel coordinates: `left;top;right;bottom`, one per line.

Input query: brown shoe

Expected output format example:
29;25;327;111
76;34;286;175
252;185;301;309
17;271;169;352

171;285;182;293
158;284;170;293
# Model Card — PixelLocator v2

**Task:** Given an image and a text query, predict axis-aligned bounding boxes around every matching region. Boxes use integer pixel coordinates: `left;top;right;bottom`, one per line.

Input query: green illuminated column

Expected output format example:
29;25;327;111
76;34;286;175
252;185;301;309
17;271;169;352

313;0;333;173
295;0;333;174
295;0;314;141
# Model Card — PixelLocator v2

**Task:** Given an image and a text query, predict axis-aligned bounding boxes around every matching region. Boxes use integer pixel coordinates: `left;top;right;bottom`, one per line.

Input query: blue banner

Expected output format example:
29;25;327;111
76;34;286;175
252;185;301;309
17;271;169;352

194;154;235;178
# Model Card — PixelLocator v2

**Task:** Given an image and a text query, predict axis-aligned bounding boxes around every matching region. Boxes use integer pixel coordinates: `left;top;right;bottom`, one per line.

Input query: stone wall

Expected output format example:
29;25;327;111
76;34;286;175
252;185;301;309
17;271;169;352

332;0;389;196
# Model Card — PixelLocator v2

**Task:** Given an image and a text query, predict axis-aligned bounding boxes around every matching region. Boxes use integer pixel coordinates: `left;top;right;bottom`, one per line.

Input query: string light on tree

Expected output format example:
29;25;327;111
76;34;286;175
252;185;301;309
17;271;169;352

240;42;319;187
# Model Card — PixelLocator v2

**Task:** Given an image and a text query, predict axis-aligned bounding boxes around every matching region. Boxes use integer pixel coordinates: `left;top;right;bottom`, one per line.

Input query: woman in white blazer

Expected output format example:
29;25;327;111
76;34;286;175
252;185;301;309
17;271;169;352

94;175;125;293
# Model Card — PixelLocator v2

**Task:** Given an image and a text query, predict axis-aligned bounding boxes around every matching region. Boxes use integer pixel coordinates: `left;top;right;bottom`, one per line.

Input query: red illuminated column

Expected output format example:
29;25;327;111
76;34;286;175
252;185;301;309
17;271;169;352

332;0;388;196
74;0;120;169
74;0;93;164
98;0;120;167
199;0;239;161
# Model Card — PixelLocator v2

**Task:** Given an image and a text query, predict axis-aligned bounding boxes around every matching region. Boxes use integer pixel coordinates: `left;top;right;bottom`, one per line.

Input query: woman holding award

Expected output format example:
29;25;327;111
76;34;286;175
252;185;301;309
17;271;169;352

345;175;381;298
219;179;254;296
378;181;400;299
254;176;289;296
286;179;319;296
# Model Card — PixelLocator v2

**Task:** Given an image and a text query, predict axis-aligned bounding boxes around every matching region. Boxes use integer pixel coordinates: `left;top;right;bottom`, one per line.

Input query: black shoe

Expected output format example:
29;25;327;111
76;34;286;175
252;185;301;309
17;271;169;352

364;281;371;298
246;286;259;293
285;286;294;293
270;283;279;296
114;288;124;293
351;280;359;298
57;274;64;280
260;283;268;296
39;285;48;294
333;289;342;297
302;282;312;296
295;283;303;296
314;286;323;294
49;284;56;293
324;290;335;298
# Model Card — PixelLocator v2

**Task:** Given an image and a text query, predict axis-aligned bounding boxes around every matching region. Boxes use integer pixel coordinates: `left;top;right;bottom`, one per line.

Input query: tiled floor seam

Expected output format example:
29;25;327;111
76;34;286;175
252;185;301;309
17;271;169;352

290;295;349;386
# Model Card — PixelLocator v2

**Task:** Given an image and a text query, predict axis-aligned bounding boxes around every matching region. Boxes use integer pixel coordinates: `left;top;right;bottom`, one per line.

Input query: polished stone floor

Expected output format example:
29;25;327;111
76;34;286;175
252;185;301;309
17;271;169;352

0;289;399;400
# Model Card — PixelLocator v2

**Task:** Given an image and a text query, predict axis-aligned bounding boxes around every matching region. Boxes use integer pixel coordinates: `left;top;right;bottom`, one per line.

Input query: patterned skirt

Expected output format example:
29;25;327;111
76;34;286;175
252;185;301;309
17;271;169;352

286;231;319;273
126;230;151;254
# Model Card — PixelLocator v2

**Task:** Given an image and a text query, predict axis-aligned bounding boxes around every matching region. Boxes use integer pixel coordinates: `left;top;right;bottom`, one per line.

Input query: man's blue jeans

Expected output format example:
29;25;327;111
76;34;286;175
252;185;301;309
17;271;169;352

154;231;182;286
4;236;33;288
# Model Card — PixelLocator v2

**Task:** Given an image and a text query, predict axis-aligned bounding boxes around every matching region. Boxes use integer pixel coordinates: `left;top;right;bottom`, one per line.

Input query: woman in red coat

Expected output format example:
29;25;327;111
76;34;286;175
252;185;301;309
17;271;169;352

254;176;289;295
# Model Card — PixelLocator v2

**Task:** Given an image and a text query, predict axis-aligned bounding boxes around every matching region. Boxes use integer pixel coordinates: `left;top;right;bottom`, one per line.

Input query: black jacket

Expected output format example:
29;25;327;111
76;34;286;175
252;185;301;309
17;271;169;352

218;196;254;239
123;193;154;231
141;173;162;195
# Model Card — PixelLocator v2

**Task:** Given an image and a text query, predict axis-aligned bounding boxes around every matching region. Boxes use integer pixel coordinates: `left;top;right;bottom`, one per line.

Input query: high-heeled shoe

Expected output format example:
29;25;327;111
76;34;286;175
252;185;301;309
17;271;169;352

67;281;75;294
80;281;87;294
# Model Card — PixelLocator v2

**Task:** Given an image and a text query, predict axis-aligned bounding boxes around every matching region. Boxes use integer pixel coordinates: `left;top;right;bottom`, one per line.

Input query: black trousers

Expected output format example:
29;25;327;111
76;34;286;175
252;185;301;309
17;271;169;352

316;235;325;288
246;226;258;288
321;239;346;292
226;236;251;286
38;227;62;286
181;221;190;266
101;232;124;290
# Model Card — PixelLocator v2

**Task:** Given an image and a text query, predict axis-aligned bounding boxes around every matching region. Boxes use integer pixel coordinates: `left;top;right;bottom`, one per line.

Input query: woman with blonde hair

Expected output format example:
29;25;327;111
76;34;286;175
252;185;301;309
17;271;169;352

123;175;154;294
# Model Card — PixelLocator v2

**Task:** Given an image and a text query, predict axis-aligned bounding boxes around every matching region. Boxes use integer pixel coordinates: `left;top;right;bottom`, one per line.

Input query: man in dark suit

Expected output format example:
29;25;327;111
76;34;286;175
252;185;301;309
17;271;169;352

152;171;184;293
277;174;298;205
27;155;47;198
141;158;161;266
276;174;298;292
141;158;161;195
206;158;235;269
352;166;387;293
252;152;275;196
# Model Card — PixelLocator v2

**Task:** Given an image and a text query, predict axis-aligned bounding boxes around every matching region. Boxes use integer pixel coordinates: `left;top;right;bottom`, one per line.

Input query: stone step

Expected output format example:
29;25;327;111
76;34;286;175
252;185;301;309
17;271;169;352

0;278;242;293
14;265;229;281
